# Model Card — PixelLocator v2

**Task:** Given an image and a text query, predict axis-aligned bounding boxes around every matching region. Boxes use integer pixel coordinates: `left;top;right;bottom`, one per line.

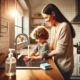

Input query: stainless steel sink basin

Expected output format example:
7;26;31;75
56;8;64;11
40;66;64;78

16;54;46;69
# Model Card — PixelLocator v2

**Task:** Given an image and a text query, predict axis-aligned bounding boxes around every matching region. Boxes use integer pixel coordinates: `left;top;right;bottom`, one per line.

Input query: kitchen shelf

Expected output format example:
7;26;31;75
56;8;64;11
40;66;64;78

31;16;52;28
31;16;43;19
30;15;51;44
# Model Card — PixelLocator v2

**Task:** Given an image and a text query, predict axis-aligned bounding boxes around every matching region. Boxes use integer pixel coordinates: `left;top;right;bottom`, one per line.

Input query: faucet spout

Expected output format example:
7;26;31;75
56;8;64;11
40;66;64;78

14;33;29;53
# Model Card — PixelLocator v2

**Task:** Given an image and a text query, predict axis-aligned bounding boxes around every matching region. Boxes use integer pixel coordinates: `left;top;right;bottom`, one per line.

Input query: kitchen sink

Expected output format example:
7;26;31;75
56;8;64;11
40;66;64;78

16;54;47;69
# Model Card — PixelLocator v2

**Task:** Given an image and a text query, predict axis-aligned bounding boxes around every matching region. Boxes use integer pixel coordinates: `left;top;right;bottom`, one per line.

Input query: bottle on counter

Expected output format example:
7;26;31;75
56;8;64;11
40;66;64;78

5;49;16;76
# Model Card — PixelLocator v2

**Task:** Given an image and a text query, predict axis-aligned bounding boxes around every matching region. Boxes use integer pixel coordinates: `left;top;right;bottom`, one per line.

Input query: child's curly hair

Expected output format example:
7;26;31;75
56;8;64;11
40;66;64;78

30;26;49;40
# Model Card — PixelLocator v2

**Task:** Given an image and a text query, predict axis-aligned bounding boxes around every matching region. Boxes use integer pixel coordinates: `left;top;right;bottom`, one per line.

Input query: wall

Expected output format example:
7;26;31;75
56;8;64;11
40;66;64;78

0;0;29;68
0;0;16;55
30;0;80;45
16;0;23;15
0;0;29;56
0;0;16;67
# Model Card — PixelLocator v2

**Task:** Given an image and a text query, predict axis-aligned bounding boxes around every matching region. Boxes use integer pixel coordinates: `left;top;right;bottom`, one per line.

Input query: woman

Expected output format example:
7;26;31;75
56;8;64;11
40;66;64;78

41;3;75;80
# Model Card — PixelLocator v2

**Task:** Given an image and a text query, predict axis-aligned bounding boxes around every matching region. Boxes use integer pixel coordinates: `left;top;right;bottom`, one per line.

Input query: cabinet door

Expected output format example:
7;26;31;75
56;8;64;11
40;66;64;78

78;55;80;64
72;65;78;76
73;47;77;55
74;55;78;64
78;65;80;76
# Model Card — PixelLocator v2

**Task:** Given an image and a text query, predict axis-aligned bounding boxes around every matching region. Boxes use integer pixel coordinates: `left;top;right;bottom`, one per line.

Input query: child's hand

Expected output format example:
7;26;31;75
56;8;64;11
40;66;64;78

29;56;35;61
23;56;31;62
30;56;41;61
35;52;39;56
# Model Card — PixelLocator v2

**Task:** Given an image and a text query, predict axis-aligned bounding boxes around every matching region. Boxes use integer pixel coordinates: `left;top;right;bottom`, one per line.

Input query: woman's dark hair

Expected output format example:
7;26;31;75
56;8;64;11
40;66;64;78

42;3;75;38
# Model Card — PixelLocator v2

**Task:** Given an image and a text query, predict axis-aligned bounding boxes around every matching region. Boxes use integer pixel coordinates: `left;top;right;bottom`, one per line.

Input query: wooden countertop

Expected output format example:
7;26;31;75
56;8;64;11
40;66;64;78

0;58;64;80
0;49;64;80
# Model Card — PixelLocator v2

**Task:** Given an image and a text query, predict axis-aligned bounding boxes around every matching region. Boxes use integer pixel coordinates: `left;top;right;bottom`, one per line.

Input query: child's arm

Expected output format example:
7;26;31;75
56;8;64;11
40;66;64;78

23;51;36;62
30;43;50;61
30;55;43;61
23;44;38;62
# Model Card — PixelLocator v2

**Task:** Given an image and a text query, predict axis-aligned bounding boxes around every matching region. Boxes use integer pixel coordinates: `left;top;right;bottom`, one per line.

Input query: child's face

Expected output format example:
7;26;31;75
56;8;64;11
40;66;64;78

36;38;46;44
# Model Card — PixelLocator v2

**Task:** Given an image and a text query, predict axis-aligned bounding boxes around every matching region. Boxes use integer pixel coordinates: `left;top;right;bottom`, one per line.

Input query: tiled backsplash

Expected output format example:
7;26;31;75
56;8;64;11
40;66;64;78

73;24;80;45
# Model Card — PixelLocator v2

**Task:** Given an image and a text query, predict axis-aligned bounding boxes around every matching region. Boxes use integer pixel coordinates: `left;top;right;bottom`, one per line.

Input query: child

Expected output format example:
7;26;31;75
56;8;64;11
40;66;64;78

23;26;50;62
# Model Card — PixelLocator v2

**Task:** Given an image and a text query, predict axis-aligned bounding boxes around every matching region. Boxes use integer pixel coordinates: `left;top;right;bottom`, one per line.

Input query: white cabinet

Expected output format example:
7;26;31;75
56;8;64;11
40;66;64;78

72;47;80;76
78;65;80;76
77;55;80;76
74;55;78;64
72;65;78;76
78;55;80;64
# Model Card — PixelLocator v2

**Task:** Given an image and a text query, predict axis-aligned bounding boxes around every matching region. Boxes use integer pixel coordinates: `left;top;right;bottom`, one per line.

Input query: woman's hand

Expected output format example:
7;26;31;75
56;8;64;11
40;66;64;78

49;45;54;50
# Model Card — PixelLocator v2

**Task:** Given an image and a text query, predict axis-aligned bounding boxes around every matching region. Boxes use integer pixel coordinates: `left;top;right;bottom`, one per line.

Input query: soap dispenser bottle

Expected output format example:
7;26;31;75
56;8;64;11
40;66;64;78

5;49;16;76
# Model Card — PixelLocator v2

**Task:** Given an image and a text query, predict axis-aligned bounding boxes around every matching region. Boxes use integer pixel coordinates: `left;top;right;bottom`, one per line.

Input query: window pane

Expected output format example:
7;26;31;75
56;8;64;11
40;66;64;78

18;28;22;34
15;10;23;37
15;13;18;25
15;26;18;37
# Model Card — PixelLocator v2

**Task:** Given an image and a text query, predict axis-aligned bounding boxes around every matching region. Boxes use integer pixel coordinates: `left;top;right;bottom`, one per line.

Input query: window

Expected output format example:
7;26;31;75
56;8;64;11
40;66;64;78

15;11;23;37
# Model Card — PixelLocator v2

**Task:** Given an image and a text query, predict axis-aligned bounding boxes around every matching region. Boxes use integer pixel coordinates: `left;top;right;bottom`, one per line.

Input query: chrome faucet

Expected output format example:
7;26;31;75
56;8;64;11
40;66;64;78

14;33;29;53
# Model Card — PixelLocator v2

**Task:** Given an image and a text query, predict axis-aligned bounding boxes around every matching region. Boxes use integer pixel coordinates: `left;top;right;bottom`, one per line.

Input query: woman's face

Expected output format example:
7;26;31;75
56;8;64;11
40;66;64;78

42;13;55;26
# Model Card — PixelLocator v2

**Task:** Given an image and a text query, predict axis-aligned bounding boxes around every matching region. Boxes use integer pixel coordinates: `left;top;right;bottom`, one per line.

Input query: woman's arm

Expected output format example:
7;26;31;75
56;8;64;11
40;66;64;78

47;23;70;57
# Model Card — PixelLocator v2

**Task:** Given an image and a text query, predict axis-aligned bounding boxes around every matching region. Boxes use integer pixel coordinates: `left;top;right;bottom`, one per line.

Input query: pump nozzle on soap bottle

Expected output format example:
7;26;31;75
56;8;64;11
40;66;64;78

8;49;13;58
